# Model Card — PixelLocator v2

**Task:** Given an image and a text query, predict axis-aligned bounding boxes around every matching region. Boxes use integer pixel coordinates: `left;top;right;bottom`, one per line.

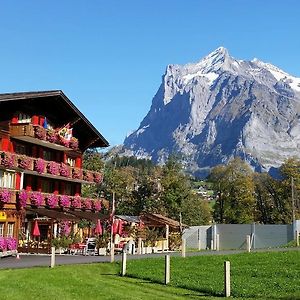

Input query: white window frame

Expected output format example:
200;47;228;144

0;170;16;189
7;223;14;238
0;223;4;237
18;113;31;124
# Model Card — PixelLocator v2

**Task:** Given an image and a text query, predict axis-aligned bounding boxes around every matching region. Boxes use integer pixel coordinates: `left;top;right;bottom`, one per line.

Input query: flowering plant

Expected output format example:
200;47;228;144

59;163;70;177
46;129;58;143
60;220;71;237
18;189;28;208
83;171;94;182
69;137;79;150
30;191;43;206
71;195;81;209
59;135;69;147
94;172;103;184
18;155;33;170
82;198;92;210
59;195;71;208
6;237;17;250
0;237;7;251
0;188;11;204
1;152;16;168
46;194;58;208
47;161;60;176
72;168;82;179
93;200;102;212
34;158;45;174
35;126;46;140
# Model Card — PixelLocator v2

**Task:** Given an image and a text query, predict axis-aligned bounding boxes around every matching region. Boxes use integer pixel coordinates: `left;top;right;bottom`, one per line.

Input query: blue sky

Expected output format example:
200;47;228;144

0;1;299;147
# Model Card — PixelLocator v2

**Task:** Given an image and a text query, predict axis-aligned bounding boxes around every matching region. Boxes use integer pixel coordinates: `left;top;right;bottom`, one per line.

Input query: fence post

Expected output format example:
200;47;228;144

246;235;251;252
165;254;170;285
121;251;127;276
296;230;299;247
197;229;201;250
181;239;186;257
224;261;231;297
50;246;55;268
216;234;220;251
137;238;142;255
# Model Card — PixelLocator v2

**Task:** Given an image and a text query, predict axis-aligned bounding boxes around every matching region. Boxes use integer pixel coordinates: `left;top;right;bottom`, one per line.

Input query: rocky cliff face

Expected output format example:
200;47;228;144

123;47;300;177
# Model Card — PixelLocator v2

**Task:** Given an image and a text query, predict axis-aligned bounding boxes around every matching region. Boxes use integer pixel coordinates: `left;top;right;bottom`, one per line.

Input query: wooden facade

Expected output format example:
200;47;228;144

0;90;109;255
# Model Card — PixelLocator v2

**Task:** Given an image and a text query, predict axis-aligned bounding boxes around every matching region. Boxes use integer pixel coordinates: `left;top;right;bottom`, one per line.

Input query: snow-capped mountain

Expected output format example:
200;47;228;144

123;47;300;177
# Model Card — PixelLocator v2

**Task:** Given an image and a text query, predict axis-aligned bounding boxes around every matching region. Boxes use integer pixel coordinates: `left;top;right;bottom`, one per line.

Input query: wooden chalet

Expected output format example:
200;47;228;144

0;90;109;255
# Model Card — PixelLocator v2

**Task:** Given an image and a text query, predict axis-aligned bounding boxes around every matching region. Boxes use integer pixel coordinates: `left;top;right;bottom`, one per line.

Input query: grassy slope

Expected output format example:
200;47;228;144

126;251;300;299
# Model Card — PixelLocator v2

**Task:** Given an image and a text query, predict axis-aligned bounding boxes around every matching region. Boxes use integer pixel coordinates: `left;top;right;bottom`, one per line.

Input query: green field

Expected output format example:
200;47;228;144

0;251;299;299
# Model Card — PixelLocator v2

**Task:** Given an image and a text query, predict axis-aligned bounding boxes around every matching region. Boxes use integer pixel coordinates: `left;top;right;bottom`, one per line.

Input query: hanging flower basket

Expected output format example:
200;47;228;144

18;155;33;170
69;137;79;150
1;152;16;168
94;172;103;184
72;168;82;180
71;196;82;209
58;135;69;147
82;198;92;210
93;200;102;212
46;194;58;208
47;161;60;176
59;195;71;208
18;189;28;208
0;188;11;204
46;129;58;143
59;163;71;177
30;191;43;207
34;158;46;174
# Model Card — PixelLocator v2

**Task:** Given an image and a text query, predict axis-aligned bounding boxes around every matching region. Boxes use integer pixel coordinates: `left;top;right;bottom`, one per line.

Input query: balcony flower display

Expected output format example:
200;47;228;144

58;135;69;147
94;172;103;184
30;191;43;207
0;188;11;204
82;198;92;210
59;195;71;208
6;237;17;250
47;161;60;176
18;155;33;170
83;170;94;182
34;158;45;174
59;163;70;177
93;200;102;212
71;195;81;209
46;129;58;143
18;189;28;208
0;237;7;251
35;126;46;140
72;168;82;180
46;194;58;208
69;137;79;150
1;152;16;168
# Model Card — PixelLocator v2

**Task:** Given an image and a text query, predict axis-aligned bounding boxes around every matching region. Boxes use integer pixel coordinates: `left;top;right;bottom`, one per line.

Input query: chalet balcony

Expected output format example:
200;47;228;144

0;187;109;211
9;123;79;152
0;151;103;184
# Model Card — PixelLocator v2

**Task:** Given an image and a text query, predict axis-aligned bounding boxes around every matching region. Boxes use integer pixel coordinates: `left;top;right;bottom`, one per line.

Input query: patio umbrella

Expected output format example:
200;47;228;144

95;219;102;235
32;219;40;237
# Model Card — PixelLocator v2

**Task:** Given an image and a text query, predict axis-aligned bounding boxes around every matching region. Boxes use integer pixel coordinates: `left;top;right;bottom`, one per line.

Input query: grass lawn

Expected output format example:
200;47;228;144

126;250;300;299
0;262;218;300
0;251;299;299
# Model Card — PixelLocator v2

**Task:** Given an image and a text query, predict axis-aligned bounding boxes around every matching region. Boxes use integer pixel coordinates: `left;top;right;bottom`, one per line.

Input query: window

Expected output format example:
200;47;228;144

43;150;54;161
7;223;14;237
18;113;31;124
0;170;16;189
42;180;53;193
0;223;4;237
64;183;74;196
66;157;76;167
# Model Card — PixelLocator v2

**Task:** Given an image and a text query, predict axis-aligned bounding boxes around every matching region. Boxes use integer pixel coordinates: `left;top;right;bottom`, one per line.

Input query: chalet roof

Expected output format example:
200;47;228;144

0;90;109;150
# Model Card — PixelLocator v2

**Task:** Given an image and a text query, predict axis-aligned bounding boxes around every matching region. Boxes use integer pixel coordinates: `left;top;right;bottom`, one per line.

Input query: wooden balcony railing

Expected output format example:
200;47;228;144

0;151;103;184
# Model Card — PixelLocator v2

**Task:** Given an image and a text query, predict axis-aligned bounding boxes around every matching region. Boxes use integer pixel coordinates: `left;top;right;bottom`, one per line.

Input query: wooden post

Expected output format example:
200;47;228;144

246;235;251;252
181;239;186;258
216;234;220;251
50;246;55;268
121;251;127;276
137;237;142;255
198;229;201;251
224;261;231;297
296;230;299;247
165;254;170;285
